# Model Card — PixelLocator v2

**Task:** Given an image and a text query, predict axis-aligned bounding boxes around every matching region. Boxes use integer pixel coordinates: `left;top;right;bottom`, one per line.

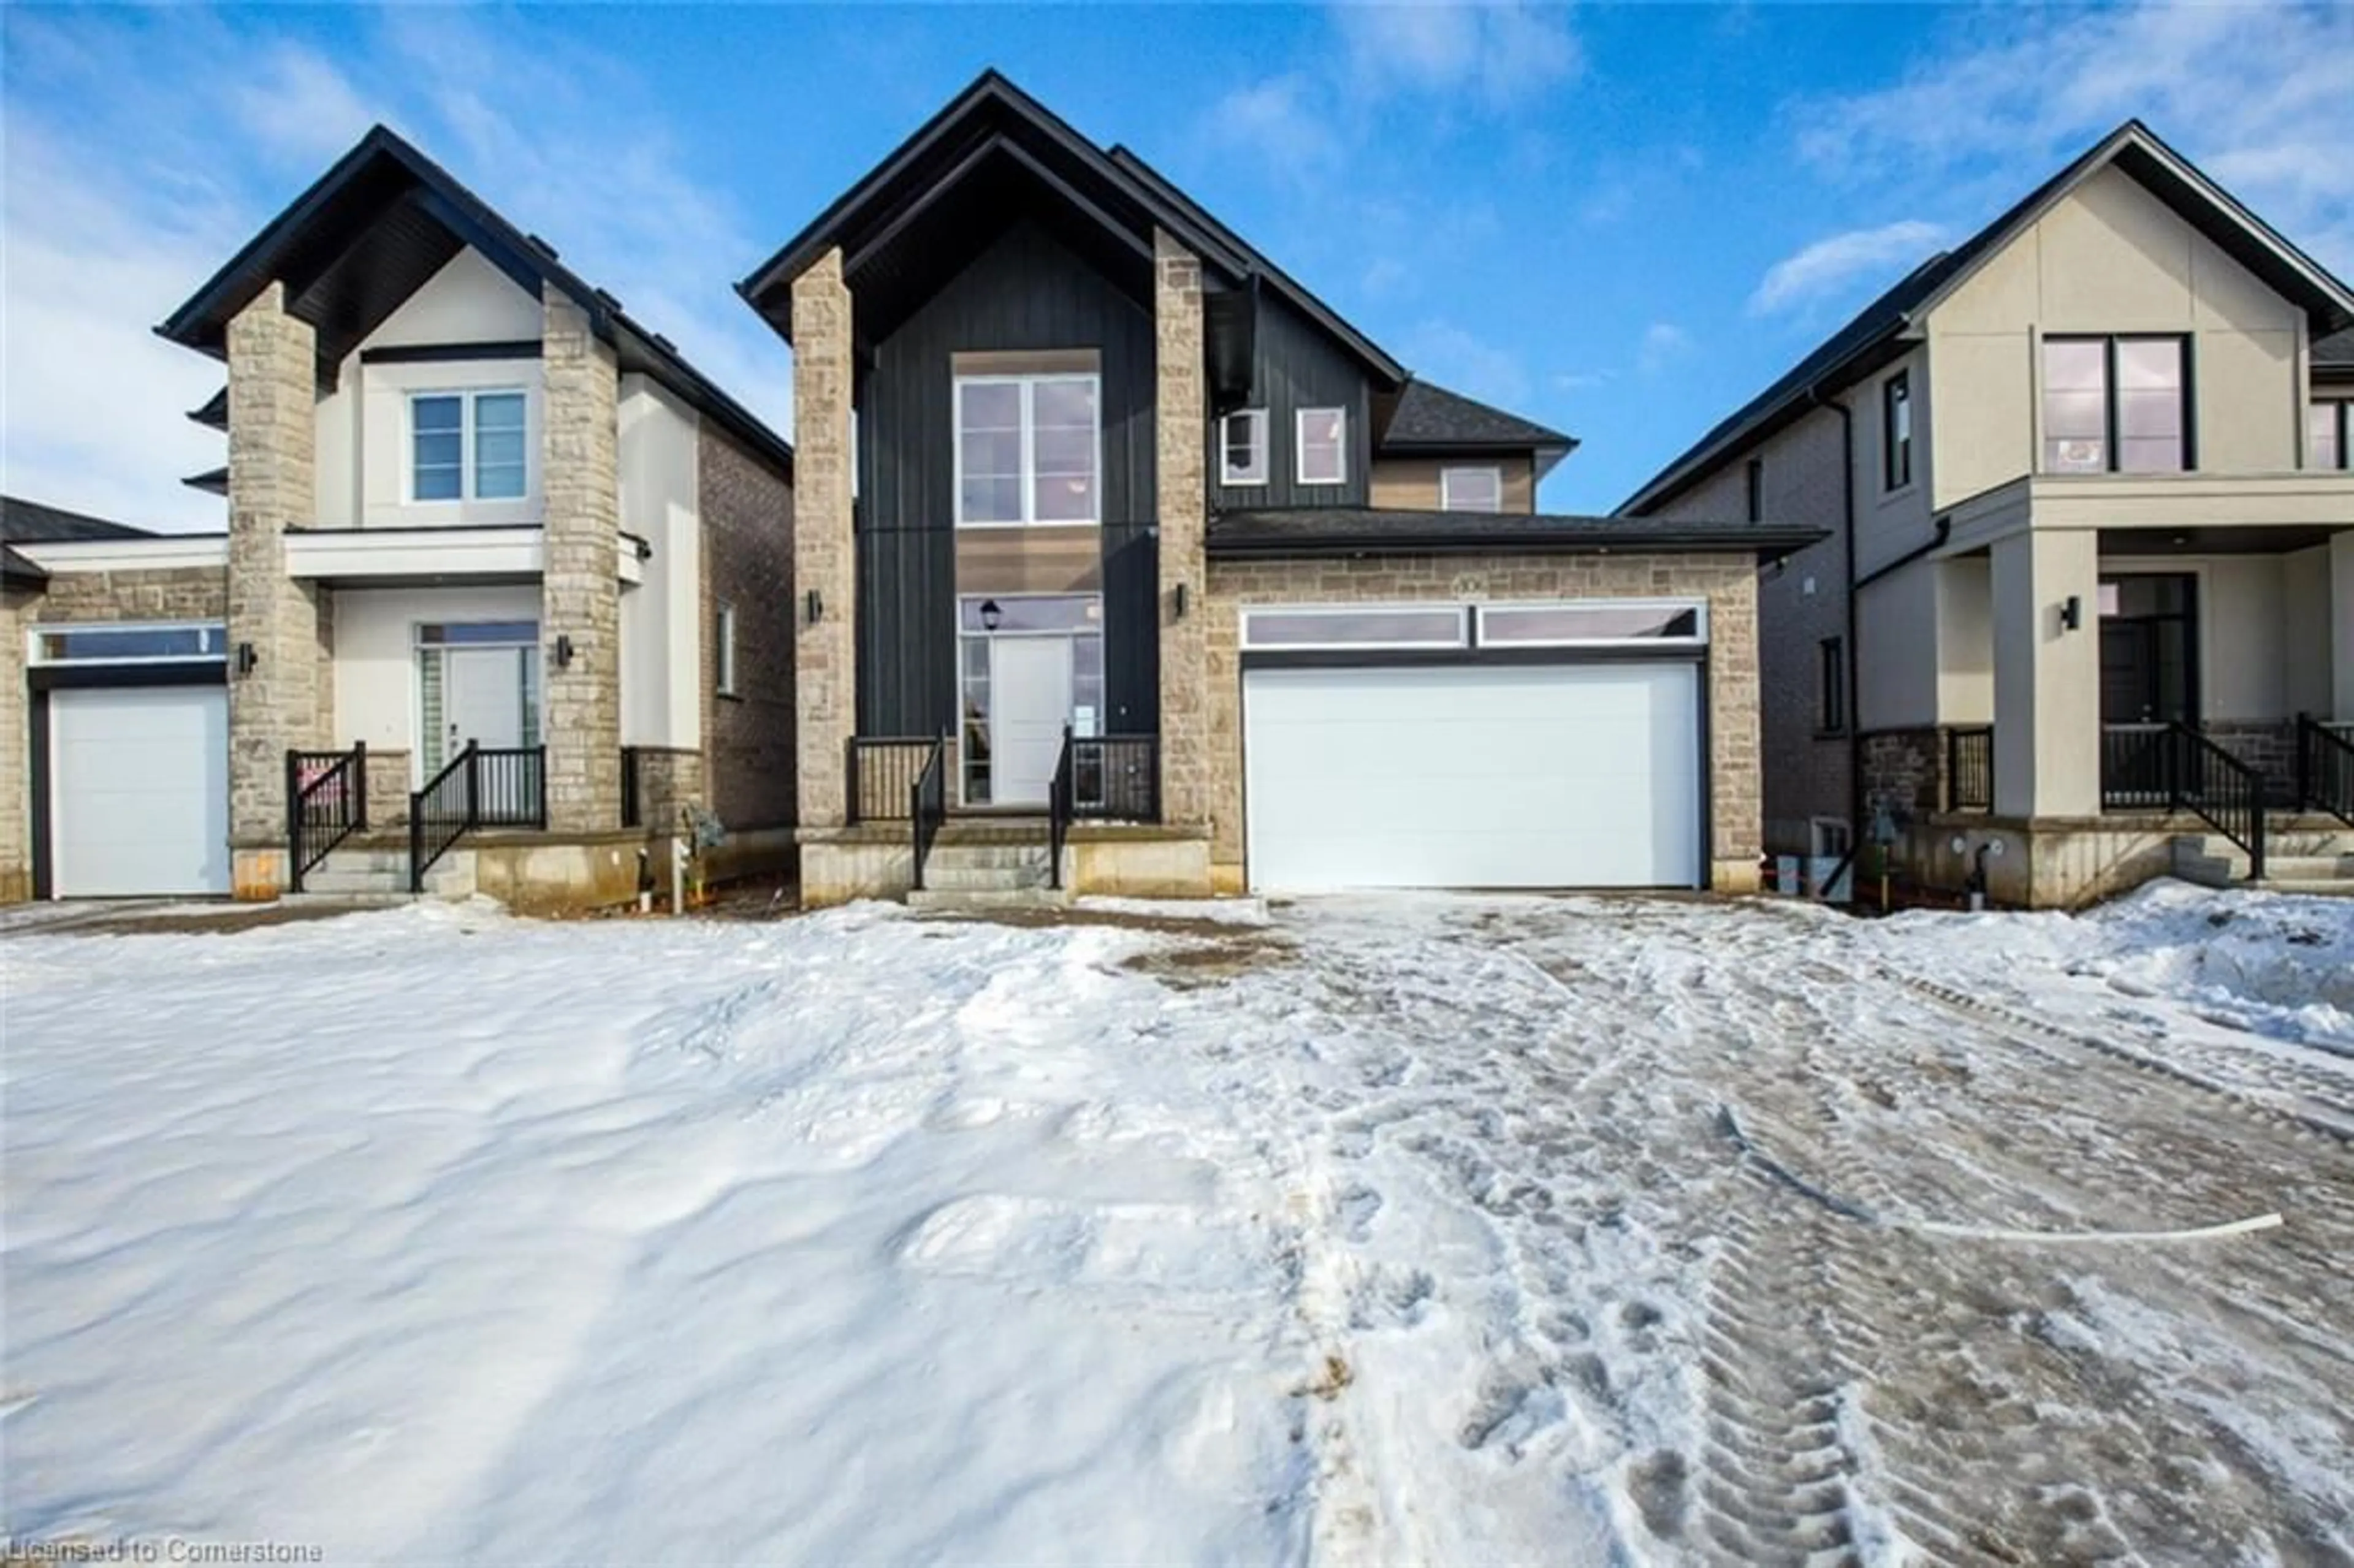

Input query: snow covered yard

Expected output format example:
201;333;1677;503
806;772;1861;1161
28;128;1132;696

4;886;2352;1564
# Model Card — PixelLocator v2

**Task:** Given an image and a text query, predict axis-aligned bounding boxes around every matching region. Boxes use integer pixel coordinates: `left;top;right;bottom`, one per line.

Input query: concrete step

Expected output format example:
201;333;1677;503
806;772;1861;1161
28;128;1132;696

920;864;1052;892
302;847;474;900
925;844;1049;872
2249;878;2354;897
906;886;1073;913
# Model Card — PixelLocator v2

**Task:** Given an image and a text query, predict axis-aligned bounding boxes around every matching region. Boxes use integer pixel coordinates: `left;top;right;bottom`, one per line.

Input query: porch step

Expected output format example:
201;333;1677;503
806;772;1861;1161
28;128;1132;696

905;838;1065;908
2173;834;2354;889
907;885;1072;913
2247;878;2354;898
297;845;475;900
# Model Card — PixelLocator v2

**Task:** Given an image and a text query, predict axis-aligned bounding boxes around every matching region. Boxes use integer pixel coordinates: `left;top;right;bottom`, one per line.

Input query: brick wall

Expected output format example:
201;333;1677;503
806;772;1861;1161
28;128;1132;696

1860;727;1943;820
701;424;796;831
1202;552;1762;886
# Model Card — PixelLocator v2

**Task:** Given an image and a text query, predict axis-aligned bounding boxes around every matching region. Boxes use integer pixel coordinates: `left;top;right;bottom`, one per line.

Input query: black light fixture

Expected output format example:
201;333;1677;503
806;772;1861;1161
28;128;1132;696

804;587;824;625
235;641;257;677
555;633;576;669
980;598;1002;633
2059;595;2082;632
1171;582;1189;621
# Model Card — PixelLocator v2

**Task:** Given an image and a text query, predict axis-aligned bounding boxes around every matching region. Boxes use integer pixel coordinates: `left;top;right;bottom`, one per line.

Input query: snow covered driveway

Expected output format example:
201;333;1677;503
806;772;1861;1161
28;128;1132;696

5;889;2352;1564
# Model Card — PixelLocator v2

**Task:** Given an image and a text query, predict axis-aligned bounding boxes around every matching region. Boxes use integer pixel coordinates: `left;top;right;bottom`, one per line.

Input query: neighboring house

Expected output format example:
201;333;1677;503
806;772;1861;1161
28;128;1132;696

1621;121;2354;907
738;72;1818;905
0;126;797;907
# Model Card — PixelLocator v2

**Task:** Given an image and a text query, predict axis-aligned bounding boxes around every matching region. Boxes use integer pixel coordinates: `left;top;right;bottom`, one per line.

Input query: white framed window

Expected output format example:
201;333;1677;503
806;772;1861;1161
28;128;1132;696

1474;600;1708;647
954;373;1100;527
1440;465;1504;513
1221;409;1270;486
1296;407;1347;486
30;622;227;665
715;603;738;696
1240;604;1468;652
409;389;528;502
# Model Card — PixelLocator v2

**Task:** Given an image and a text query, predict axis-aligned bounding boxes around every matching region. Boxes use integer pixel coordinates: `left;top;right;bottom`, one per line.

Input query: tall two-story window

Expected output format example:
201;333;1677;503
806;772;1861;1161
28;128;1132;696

2312;400;2350;470
1296;408;1347;485
954;373;1100;526
410;390;527;501
2042;336;2190;474
1221;409;1270;485
1882;371;1913;490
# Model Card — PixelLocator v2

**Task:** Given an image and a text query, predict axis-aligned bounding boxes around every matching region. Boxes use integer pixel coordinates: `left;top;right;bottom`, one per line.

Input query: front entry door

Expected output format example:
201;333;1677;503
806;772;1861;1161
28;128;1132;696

446;647;527;753
989;637;1073;806
2098;574;2198;725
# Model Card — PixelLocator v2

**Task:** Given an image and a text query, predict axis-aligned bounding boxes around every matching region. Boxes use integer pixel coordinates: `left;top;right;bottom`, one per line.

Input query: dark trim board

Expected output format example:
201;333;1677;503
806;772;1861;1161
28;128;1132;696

359;340;542;365
29;691;50;899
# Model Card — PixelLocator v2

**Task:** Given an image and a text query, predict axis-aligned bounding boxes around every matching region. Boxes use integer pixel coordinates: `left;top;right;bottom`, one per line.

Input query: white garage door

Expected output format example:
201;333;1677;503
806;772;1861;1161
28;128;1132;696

50;686;230;897
1243;662;1701;891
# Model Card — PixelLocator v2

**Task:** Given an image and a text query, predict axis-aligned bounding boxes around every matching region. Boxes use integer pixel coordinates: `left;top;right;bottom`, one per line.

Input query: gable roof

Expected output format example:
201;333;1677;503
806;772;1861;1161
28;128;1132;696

1620;119;2354;516
157;125;791;476
1379;380;1577;458
2318;325;2354;381
736;70;1405;386
2;494;154;543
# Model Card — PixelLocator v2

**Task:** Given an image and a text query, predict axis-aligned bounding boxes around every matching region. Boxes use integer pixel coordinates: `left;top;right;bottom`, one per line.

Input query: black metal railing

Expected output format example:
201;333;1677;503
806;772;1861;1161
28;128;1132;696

1945;726;1993;813
408;742;547;892
288;742;367;892
2102;722;2267;880
1048;727;1075;892
910;735;947;893
621;745;643;829
2297;714;2354;829
850;737;939;824
1065;734;1160;822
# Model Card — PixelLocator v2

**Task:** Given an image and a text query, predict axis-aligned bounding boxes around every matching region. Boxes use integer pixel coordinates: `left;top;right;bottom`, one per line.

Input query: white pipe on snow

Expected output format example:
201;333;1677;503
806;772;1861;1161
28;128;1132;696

1900;1212;2283;1245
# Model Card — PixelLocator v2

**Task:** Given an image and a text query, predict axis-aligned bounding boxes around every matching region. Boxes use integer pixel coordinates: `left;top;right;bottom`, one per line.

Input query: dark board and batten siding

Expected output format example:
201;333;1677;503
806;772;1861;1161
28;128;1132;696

856;219;1160;740
1208;292;1373;512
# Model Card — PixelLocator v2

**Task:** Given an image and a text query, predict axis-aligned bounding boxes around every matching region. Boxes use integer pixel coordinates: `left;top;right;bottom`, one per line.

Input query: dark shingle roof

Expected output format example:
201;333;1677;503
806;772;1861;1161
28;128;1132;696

2;495;154;542
1209;506;1824;560
1621;120;2354;515
1380;381;1575;454
183;467;230;497
2317;326;2354;376
189;387;228;429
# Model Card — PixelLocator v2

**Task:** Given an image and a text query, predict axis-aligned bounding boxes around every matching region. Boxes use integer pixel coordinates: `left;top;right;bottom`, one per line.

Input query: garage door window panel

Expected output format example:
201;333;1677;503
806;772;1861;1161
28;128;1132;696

1476;602;1706;647
1240;606;1467;651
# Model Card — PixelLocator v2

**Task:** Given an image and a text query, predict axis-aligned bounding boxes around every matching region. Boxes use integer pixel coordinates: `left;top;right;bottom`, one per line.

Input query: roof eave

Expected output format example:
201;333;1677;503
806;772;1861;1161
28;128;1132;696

1208;525;1827;560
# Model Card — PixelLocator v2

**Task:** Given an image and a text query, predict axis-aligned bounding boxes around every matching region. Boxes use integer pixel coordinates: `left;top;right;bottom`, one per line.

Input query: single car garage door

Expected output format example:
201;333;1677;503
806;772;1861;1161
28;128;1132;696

1243;662;1702;891
50;686;230;896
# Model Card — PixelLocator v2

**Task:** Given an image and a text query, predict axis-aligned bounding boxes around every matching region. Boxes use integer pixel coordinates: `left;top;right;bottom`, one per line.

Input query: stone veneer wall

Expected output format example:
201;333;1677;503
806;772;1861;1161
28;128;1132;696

1203;553;1764;892
2204;720;2298;795
631;746;704;835
1152;231;1210;829
540;286;622;833
791;249;855;829
0;588;33;901
700;424;796;831
226;282;330;894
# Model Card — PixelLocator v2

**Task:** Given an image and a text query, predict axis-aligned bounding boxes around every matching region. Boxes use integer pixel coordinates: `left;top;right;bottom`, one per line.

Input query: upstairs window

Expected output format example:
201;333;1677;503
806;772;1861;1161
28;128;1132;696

410;390;527;502
954;373;1100;527
1296;407;1347;486
715;603;738;696
2043;336;2189;474
1818;636;1846;734
1221;409;1270;486
2313;400;2349;470
1745;457;1764;522
1882;371;1913;490
1439;465;1503;512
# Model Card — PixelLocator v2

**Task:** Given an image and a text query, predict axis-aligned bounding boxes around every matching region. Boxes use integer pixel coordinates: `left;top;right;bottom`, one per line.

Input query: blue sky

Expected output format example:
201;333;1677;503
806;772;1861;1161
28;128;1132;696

6;2;2350;531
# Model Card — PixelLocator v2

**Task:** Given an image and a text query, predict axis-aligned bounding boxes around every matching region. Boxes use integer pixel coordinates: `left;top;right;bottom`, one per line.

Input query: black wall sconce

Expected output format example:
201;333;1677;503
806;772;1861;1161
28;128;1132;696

804;587;824;626
2059;594;2082;632
555;633;576;669
235;641;258;677
979;598;1002;632
1171;582;1189;621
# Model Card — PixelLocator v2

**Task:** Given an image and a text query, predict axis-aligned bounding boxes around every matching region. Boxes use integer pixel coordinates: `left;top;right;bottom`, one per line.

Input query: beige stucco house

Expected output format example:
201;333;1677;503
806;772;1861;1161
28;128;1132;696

0;127;796;909
1623;121;2354;907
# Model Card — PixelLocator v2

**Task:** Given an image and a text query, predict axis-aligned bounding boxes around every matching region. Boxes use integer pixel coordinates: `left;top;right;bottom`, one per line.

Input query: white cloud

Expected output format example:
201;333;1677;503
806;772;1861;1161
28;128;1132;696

1202;73;1343;183
1332;1;1582;107
1747;219;1944;316
1637;322;1693;376
1791;1;2354;273
0;9;790;535
1401;319;1533;409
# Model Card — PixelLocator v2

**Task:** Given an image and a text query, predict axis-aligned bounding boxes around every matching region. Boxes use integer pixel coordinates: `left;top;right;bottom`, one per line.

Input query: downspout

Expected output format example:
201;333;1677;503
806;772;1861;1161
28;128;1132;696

1805;386;1862;842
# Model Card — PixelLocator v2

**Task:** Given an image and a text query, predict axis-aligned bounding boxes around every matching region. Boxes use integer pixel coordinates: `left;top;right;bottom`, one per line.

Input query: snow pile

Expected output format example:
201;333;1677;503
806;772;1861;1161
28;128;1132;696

2065;881;2354;1050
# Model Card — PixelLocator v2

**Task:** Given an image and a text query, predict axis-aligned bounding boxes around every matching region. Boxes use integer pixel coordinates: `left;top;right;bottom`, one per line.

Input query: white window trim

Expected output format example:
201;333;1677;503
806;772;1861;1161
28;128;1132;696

1473;598;1710;649
1240;603;1469;652
1439;465;1504;513
715;603;739;696
952;371;1102;529
1221;408;1270;487
28;620;227;666
406;387;530;505
1295;406;1348;487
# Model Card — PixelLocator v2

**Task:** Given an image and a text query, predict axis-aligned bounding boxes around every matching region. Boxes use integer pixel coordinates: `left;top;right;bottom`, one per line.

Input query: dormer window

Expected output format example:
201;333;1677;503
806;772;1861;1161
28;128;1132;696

1221;409;1270;486
1439;465;1503;512
410;390;527;502
1297;407;1347;486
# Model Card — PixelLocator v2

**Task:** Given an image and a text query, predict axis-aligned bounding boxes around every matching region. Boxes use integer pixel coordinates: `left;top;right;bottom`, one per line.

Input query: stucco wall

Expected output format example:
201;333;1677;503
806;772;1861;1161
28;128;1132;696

1928;164;2307;508
700;424;796;832
1202;552;1762;892
618;374;703;753
330;584;543;786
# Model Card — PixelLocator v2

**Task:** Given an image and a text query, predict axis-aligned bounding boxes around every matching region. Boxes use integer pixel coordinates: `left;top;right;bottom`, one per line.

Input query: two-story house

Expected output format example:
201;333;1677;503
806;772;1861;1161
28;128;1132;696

1622;121;2354;907
0;127;797;908
736;72;1820;905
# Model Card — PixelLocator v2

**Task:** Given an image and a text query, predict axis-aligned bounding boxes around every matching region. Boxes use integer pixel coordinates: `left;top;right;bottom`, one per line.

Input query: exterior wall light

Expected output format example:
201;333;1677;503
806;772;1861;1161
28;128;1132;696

1172;582;1189;621
980;598;1002;632
804;588;824;626
555;633;576;669
235;641;258;676
2059;595;2082;632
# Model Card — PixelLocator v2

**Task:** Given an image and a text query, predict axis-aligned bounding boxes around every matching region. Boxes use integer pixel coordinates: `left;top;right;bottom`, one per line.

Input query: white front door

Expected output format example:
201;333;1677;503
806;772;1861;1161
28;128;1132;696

988;637;1073;806
444;647;527;755
50;686;230;897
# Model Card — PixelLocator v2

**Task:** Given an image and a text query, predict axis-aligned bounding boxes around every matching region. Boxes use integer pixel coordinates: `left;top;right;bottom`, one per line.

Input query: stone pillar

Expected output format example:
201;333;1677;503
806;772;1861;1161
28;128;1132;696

541;285;623;832
791;248;856;829
226;281;329;899
1153;230;1210;829
1990;527;2100;818
0;588;29;902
